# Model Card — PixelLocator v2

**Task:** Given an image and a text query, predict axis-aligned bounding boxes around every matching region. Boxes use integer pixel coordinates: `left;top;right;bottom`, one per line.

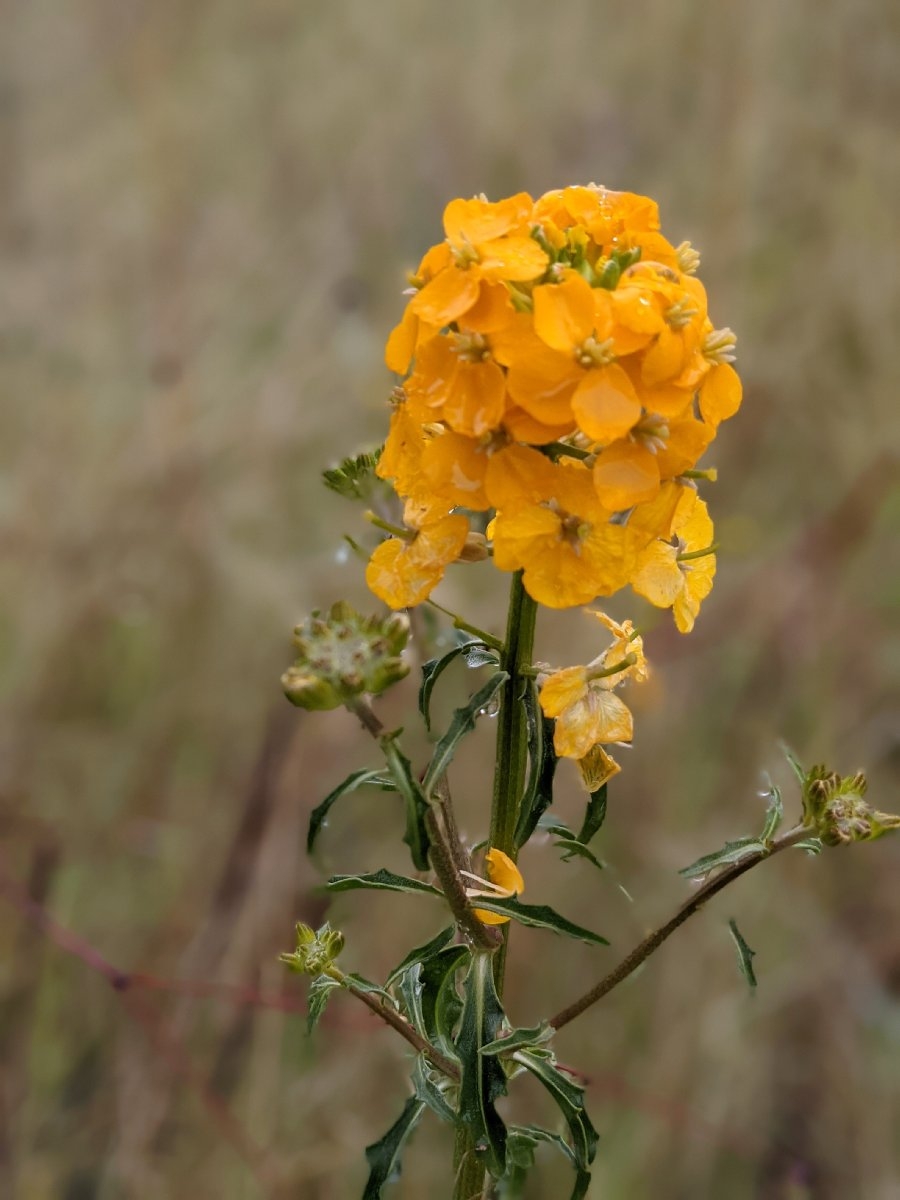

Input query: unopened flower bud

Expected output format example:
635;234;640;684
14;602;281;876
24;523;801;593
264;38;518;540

279;921;345;976
282;602;410;711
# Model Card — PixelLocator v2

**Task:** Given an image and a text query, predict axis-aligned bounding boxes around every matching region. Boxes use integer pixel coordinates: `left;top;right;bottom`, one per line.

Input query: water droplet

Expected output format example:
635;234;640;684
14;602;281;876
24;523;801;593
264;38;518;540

478;697;501;719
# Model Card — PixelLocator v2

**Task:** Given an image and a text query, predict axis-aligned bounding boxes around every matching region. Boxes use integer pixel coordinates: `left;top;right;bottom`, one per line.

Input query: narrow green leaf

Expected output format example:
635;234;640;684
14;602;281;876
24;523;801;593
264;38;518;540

386;926;456;986
470;897;608;946
456;954;508;1176
792;837;824;855
362;1096;425;1199
411;1055;456;1125
397;962;426;1035
678;837;766;879
552;838;606;872
481;1022;554;1057
325;869;442;897
307;769;395;854
760;782;783;846
780;741;807;785
515;696;559;848
728;918;758;990
512;1050;598;1172
464;643;501;669
306;974;340;1035
419;945;469;1049
419;641;492;733
577;783;608;844
422;671;509;795
380;736;431;871
345;973;396;1005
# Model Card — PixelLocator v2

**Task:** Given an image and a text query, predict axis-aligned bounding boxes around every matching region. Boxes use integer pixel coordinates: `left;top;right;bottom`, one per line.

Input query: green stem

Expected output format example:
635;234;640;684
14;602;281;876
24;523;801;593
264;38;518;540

424;598;504;652
453;572;537;1200
489;571;538;870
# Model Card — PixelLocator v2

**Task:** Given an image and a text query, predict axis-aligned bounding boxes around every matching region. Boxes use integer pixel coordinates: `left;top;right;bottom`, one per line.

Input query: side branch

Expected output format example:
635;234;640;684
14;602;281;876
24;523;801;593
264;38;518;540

550;826;810;1031
339;973;460;1081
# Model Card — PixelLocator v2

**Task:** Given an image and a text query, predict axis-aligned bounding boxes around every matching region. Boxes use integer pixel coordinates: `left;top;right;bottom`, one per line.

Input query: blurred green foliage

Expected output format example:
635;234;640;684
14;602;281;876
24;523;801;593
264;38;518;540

1;1;898;1197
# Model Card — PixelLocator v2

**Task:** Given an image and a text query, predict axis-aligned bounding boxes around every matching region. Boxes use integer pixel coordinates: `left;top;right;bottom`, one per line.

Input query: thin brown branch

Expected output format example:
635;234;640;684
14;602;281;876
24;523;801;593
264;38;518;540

550;826;811;1031
425;808;501;952
340;974;460;1081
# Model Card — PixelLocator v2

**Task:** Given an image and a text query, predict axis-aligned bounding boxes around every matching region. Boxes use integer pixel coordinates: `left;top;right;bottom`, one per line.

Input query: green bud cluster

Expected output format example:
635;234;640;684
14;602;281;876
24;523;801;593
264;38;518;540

282;601;410;711
801;764;900;846
278;921;345;976
322;449;382;501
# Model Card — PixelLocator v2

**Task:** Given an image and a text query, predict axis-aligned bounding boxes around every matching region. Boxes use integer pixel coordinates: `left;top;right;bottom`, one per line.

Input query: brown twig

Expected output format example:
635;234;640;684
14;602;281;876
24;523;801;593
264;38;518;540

340;974;460;1081
550;826;811;1030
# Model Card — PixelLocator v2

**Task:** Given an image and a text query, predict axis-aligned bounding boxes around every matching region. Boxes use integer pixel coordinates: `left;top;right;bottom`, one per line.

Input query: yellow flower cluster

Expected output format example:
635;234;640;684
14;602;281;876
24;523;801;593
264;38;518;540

368;186;740;626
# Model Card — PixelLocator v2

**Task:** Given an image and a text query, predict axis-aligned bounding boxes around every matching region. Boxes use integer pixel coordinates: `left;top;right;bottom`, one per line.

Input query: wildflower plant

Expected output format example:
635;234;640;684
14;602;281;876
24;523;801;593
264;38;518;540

280;186;896;1199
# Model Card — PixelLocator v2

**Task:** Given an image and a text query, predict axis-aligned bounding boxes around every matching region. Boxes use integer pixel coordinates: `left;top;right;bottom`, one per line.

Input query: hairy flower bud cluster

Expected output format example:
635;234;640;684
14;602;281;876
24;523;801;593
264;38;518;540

368;186;739;625
801;764;900;846
282;601;409;710
278;921;345;976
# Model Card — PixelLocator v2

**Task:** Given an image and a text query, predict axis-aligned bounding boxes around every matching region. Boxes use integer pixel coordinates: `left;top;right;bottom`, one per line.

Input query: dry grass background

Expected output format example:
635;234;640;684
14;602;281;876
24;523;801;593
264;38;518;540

1;1;899;1197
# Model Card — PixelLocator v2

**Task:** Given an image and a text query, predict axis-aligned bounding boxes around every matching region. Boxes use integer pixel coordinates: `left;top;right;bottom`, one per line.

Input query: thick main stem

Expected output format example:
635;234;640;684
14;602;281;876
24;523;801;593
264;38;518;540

454;572;537;1200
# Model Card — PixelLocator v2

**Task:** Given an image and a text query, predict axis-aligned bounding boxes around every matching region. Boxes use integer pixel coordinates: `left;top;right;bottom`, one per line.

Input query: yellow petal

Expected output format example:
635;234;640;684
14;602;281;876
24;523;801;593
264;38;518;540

576;745;622;792
592;441;660;510
539;666;589;719
699;363;742;428
630;542;683;608
485;848;524;895
533;272;596;352
571;365;641;443
478;236;549;282
410;265;480;325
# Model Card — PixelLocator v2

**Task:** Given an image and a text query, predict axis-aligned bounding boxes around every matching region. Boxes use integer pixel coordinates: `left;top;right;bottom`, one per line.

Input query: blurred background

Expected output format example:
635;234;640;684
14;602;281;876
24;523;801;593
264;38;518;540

1;1;899;1196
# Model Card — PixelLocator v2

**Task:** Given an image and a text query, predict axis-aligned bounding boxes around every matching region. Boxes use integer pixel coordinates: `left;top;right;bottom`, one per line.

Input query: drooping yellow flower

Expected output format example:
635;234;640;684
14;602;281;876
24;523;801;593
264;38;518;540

465;848;525;925
630;488;716;632
538;610;648;759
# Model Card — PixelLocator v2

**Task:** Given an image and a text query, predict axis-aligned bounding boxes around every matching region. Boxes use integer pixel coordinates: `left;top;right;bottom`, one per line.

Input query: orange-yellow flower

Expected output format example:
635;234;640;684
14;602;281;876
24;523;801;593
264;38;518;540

489;450;639;608
630;488;716;632
466;848;525;925
409;194;548;327
365;498;469;609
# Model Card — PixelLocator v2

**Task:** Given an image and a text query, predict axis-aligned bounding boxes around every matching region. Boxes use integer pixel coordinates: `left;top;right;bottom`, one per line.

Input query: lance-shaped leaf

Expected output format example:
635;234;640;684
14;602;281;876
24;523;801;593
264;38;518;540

503;1126;591;1200
362;1096;425;1199
306;974;340;1035
422;671;509;795
760;782;783;847
514;694;559;848
469;897;609;947
307;769;396;854
456;954;508;1176
418;944;469;1049
679;836;766;880
537;817;605;872
380;735;431;870
411;1054;456;1125
780;741;807;785
793;837;824;855
480;1022;554;1058
512;1049;598;1174
396;962;426;1035
577;782;608;844
326;869;443;897
728;918;758;990
386;925;456;986
418;641;499;732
